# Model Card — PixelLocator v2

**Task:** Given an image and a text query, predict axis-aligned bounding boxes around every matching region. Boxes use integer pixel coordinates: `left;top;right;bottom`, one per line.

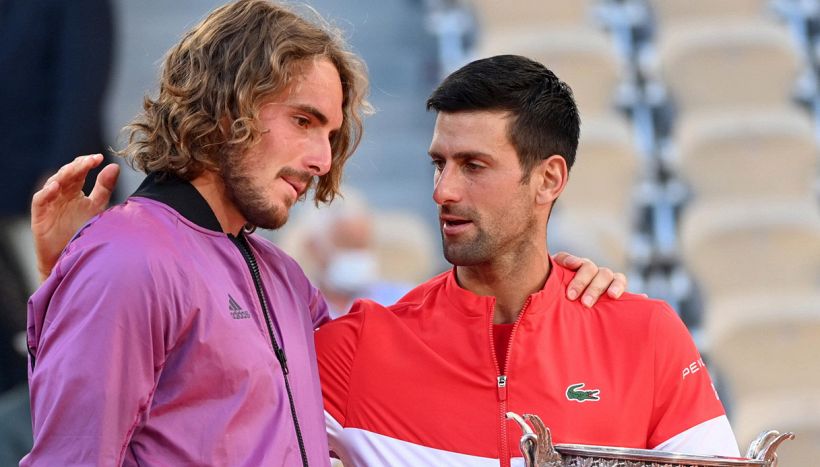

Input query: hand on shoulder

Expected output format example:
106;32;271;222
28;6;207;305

32;154;119;282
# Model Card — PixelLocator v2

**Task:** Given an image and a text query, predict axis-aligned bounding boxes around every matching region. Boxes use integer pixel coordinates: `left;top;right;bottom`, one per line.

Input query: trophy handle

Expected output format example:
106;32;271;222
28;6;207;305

524;414;563;465
506;412;538;464
505;412;563;467
746;430;795;466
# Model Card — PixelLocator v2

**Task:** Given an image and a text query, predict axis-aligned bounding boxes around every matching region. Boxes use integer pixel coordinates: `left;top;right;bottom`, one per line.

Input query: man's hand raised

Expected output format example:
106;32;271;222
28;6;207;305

32;154;119;282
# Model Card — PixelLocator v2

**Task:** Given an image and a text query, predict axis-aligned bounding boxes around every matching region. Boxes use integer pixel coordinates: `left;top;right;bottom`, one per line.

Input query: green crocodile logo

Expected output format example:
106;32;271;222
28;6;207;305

566;383;600;402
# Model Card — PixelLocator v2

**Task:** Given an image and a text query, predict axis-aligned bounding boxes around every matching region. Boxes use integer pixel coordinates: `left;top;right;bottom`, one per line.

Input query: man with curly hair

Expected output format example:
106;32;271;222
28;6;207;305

22;1;367;465
22;1;621;465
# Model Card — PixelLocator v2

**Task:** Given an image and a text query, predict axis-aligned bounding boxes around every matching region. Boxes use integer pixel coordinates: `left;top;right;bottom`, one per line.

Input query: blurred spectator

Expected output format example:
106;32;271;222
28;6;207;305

0;0;115;462
291;190;417;318
0;0;114;216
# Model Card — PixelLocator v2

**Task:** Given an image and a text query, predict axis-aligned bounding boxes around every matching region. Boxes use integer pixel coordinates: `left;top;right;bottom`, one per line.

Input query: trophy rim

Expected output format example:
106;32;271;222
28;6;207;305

555;443;767;466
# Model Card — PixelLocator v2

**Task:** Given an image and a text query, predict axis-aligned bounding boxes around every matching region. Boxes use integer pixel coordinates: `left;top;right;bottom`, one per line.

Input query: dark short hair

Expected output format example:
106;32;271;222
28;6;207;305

426;54;580;178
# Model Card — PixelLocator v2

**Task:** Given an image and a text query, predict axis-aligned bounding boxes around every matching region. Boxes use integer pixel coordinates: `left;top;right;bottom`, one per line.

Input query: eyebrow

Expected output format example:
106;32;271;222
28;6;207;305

428;150;493;161
293;104;328;125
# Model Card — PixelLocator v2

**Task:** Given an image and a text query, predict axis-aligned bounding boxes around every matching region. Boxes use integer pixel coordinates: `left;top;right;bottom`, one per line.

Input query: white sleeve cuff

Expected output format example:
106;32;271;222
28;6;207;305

654;415;740;457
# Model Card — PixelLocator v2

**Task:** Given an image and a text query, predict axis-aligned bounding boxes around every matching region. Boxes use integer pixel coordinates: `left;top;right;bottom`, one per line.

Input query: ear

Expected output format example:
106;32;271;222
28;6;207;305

532;155;568;206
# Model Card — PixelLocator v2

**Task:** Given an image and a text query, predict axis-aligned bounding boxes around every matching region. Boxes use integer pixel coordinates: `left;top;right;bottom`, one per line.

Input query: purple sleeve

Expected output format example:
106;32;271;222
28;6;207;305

23;241;180;465
310;285;331;329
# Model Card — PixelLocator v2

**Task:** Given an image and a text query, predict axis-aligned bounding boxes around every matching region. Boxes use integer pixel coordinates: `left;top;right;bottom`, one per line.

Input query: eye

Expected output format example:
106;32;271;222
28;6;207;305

294;115;310;128
464;161;483;171
430;158;445;171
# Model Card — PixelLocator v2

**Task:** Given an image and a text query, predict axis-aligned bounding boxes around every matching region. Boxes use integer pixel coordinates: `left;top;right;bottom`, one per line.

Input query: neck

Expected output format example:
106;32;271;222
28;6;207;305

455;244;551;325
190;171;246;235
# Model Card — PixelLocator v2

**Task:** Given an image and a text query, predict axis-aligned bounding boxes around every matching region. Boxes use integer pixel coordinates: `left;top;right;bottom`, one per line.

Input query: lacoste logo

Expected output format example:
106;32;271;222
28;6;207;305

566;383;600;402
228;294;251;320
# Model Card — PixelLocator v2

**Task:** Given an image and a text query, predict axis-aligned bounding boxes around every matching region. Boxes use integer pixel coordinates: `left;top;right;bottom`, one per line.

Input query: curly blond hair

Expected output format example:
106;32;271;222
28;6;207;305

119;0;370;203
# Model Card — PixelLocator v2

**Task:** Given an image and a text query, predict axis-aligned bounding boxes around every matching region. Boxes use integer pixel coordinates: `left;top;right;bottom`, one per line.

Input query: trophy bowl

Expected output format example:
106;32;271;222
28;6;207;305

506;412;794;467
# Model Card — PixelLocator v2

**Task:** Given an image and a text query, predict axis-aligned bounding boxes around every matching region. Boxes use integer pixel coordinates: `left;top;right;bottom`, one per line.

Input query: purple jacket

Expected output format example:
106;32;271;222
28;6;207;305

23;175;331;466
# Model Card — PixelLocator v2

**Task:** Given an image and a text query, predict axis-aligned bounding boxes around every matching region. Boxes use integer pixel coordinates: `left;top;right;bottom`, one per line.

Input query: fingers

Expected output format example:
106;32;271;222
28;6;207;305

606;272;628;299
89;163;120;210
564;256;598;303
580;267;617;307
552;251;583;270
555;252;631;306
31;180;61;217
48;154;104;192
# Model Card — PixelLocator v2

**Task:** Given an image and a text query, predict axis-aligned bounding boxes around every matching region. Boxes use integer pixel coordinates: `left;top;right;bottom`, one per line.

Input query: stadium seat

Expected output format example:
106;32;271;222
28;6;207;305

549;210;634;273
479;27;622;115
705;291;820;400
673;108;817;202
561;116;640;214
655;20;801;113
549;116;641;272
680;199;820;300
471;0;591;33
732;393;820;465
648;0;769;26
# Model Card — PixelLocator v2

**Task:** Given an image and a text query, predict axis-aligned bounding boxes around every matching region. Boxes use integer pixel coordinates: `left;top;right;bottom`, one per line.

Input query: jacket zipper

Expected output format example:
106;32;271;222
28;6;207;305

489;296;533;467
231;233;309;467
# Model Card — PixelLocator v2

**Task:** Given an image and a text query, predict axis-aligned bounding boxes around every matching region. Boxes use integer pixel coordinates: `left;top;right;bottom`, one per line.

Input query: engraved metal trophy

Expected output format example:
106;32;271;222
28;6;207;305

506;412;794;467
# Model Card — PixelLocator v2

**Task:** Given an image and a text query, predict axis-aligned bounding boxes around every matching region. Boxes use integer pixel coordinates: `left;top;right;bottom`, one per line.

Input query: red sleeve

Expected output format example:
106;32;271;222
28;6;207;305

314;301;369;426
648;303;728;448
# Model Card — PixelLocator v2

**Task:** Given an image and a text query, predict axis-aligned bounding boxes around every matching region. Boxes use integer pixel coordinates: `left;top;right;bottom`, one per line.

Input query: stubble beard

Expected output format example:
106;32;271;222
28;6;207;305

439;205;493;266
221;160;289;230
440;199;538;268
441;226;494;266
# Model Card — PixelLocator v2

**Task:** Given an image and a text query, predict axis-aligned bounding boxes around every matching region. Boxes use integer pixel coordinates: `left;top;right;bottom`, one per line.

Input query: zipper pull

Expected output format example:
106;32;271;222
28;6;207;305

497;375;508;401
275;347;289;375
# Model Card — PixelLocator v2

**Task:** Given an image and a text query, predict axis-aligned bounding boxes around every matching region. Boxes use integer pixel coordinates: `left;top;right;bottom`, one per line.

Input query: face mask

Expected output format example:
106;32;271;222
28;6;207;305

324;249;379;294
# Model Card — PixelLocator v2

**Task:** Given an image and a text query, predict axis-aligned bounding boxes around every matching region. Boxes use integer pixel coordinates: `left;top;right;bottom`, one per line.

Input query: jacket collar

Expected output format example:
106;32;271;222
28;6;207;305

441;257;567;318
132;172;223;232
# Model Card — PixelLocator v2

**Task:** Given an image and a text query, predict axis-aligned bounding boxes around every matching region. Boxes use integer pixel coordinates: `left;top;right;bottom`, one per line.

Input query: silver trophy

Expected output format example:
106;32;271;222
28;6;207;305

506;412;794;467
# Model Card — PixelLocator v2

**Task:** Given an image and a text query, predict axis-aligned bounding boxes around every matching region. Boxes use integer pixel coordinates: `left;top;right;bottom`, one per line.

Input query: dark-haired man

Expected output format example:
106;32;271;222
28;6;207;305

315;55;739;466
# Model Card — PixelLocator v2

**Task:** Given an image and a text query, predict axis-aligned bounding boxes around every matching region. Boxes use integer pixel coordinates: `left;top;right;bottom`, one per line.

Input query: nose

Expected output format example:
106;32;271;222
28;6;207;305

305;137;333;176
432;163;461;206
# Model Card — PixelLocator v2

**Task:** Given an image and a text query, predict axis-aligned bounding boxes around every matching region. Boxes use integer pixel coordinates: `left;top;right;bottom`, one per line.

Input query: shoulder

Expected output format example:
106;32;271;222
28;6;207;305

597;292;677;319
316;272;451;354
386;270;450;311
29;201;191;352
68;197;194;252
315;299;383;343
580;290;677;326
54;198;208;285
552;263;663;309
550;265;684;336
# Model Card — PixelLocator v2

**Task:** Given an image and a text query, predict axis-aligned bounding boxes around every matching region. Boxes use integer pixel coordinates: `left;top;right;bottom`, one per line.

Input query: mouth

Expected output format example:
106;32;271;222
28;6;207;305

281;176;307;199
440;215;473;235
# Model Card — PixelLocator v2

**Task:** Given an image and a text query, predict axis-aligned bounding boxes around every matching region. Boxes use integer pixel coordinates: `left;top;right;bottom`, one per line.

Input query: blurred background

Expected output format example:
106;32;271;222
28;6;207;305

1;0;819;464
